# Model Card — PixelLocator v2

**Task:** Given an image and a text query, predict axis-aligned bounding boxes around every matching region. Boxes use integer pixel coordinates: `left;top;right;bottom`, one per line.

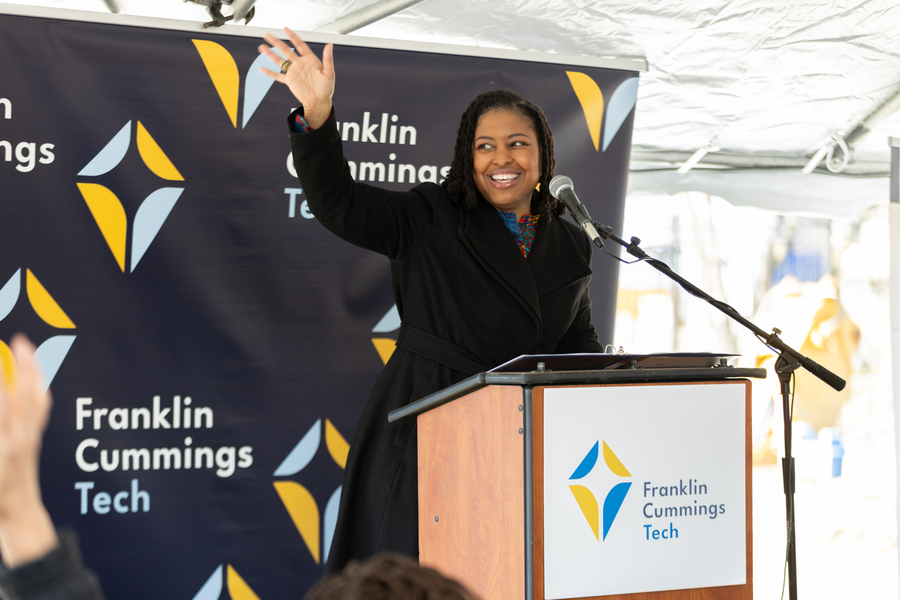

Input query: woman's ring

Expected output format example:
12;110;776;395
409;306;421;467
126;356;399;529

280;60;292;73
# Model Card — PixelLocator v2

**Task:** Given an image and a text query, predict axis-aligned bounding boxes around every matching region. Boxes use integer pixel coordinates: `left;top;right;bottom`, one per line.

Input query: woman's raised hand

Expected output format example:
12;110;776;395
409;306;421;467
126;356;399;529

259;28;335;130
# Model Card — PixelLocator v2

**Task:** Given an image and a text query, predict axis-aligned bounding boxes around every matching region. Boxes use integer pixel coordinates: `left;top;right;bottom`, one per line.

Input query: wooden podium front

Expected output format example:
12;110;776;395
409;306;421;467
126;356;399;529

389;364;763;600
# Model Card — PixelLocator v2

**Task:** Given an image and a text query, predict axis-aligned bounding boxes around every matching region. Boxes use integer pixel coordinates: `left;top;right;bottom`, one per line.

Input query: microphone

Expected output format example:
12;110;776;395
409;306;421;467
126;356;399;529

549;175;602;243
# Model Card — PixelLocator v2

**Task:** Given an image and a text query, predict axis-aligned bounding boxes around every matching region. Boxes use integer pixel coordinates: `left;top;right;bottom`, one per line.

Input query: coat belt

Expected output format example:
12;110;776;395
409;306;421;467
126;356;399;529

395;323;490;375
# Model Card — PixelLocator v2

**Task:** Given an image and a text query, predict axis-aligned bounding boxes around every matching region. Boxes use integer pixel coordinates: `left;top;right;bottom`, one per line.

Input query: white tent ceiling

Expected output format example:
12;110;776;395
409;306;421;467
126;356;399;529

6;0;900;215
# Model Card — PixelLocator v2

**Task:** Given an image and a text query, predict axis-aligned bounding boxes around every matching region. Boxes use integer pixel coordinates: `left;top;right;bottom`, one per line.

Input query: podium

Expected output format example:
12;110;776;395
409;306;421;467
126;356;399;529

389;356;765;600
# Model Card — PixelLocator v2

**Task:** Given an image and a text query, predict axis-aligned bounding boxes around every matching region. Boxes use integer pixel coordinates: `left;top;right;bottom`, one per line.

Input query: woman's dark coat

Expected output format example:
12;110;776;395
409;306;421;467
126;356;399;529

288;110;603;572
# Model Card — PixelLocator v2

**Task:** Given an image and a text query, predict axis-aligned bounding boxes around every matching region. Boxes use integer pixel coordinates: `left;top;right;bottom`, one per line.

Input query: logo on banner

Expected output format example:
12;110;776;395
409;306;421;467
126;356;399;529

76;121;185;273
272;418;349;564
566;73;639;152
370;305;400;365
190;563;262;600
192;39;314;219
568;440;632;541
0;269;76;392
193;40;286;129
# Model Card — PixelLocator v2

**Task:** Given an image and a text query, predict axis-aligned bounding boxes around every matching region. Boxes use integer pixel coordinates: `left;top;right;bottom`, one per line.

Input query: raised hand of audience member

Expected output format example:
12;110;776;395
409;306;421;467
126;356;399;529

0;335;57;569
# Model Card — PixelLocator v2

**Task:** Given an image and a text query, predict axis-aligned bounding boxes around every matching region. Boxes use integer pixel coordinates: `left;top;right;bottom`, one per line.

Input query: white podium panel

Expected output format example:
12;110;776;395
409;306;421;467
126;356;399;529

542;383;746;599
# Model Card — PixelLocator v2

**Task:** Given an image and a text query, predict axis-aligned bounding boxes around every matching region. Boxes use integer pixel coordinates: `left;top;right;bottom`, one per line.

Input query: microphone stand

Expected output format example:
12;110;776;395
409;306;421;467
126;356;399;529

588;221;845;600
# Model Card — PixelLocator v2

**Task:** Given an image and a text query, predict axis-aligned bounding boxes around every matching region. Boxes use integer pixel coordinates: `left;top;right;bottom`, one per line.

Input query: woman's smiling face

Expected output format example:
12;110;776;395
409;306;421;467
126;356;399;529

472;108;541;219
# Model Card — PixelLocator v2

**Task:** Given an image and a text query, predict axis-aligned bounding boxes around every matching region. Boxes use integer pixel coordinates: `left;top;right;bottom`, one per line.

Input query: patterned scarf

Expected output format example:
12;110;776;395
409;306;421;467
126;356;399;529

498;211;540;258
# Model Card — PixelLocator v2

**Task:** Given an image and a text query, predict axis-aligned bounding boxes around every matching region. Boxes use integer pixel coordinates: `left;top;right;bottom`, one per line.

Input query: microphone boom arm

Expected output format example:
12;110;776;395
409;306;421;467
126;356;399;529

592;222;846;392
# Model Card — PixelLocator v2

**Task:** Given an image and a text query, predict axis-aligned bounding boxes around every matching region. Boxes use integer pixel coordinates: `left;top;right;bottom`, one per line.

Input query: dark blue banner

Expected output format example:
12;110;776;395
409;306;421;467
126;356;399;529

0;11;636;598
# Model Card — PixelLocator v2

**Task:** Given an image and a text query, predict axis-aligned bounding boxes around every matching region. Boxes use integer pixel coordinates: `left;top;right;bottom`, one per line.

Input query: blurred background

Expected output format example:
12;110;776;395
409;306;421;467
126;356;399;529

615;191;896;598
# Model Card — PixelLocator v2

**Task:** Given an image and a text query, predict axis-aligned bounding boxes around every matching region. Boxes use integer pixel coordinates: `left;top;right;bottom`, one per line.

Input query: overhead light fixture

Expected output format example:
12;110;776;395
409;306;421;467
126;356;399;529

101;0;123;13
677;141;720;173
184;0;257;27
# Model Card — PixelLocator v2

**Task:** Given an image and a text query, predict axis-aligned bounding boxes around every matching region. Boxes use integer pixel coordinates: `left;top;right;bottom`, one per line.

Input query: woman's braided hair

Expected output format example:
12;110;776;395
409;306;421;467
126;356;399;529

442;89;565;222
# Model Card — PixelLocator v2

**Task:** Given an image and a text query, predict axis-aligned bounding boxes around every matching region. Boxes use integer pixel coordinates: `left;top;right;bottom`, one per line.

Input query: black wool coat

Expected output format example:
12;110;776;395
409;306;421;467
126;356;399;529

288;110;603;572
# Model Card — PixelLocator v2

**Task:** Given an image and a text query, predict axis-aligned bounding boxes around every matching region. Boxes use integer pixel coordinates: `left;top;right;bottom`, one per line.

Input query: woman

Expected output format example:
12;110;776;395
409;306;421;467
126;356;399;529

259;29;603;572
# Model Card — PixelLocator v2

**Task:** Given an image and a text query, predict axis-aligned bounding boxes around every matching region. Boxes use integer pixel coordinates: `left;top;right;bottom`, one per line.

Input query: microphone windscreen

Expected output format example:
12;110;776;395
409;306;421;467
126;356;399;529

549;175;573;199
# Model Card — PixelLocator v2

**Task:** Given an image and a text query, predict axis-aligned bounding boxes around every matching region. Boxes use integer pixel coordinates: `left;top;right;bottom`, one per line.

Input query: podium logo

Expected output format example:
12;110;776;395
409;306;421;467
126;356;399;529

76;121;184;272
370;305;400;365
191;564;262;600
568;440;632;541
193;40;289;129
273;418;349;564
566;72;639;152
0;269;76;393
